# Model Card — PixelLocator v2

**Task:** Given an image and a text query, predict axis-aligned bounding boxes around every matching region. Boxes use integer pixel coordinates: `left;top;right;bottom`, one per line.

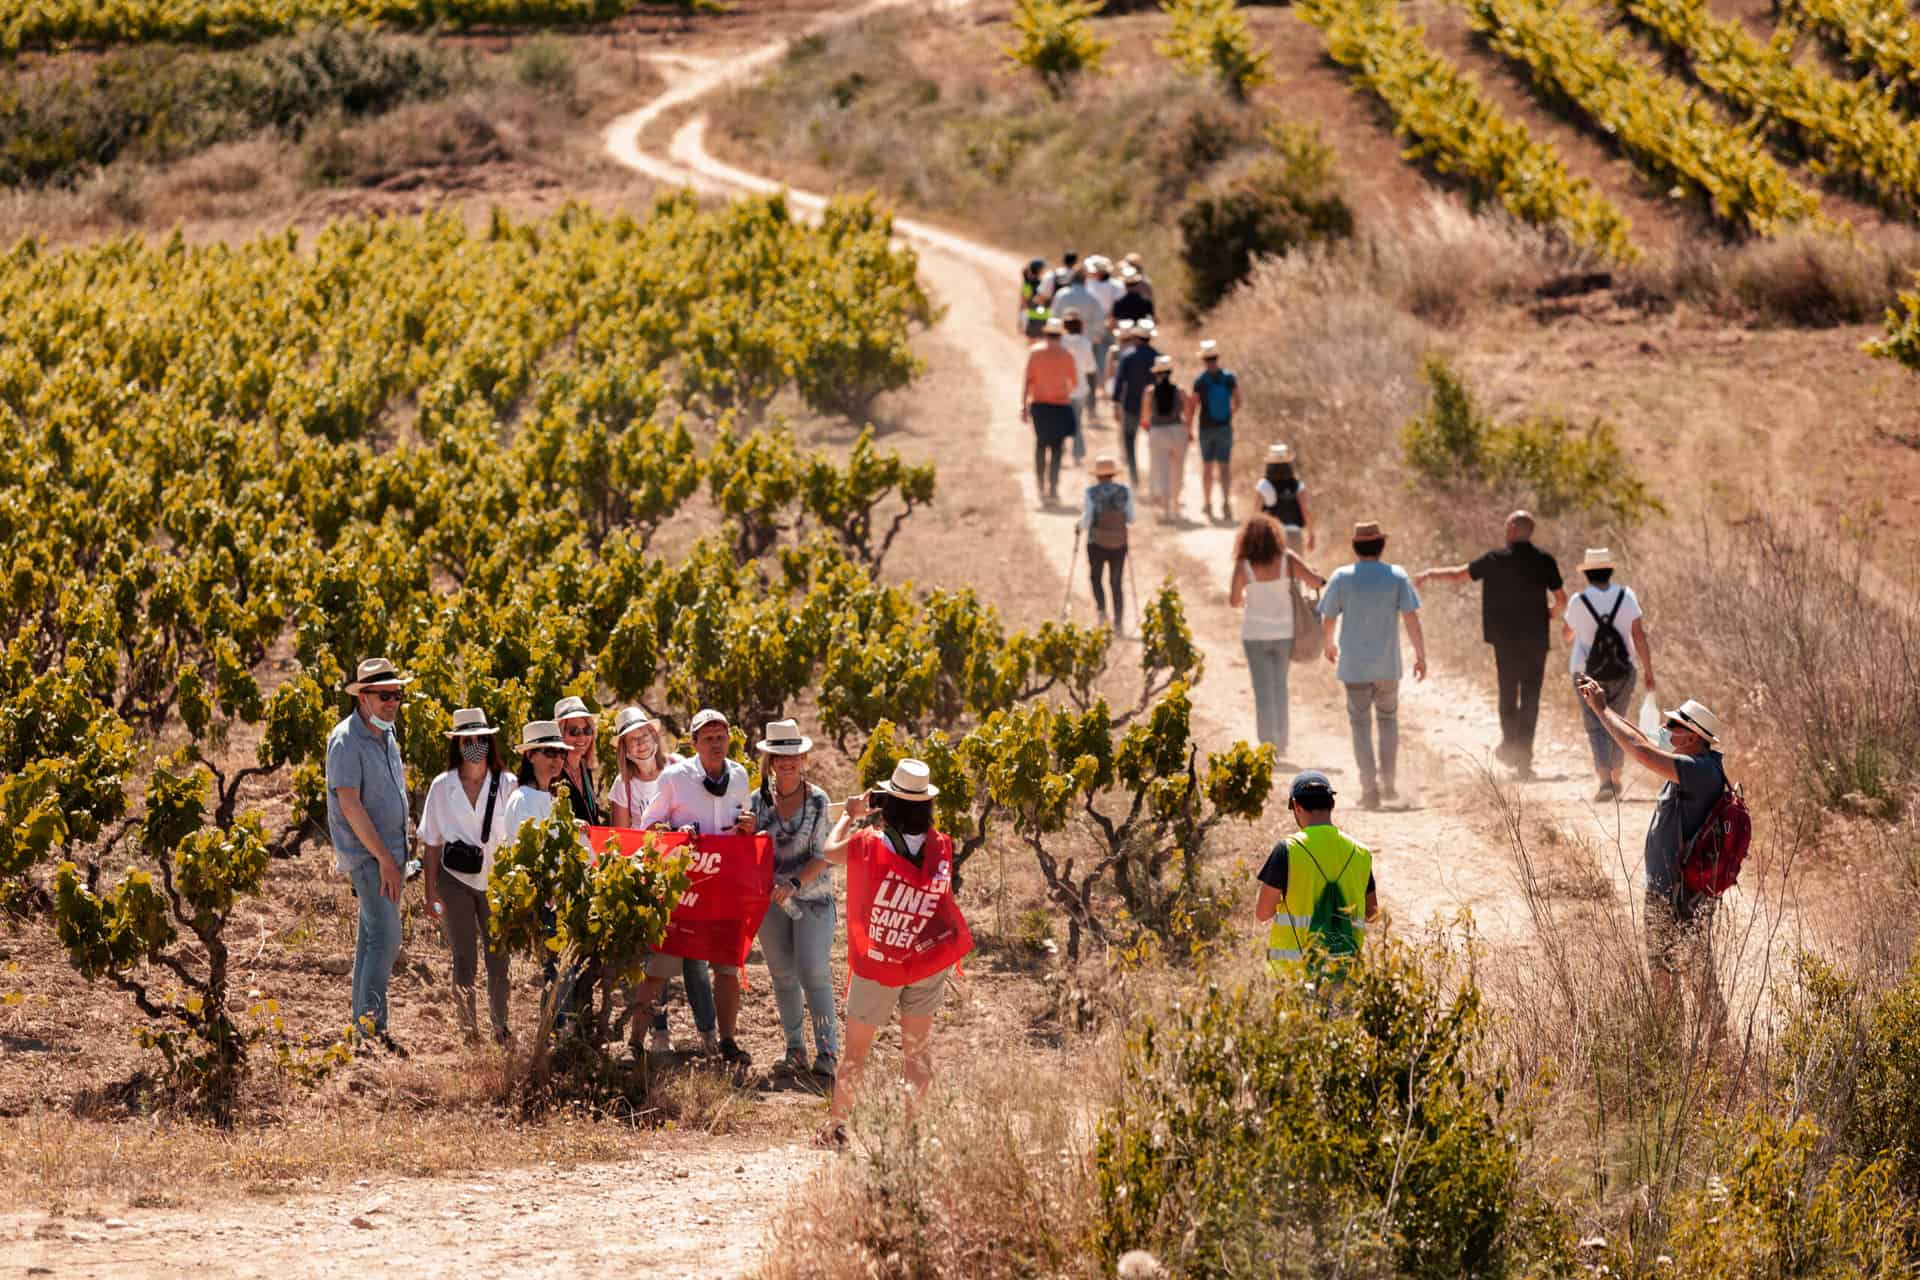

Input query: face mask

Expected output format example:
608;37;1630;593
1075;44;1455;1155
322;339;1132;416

701;769;731;797
1657;726;1674;752
370;715;396;734
460;737;489;764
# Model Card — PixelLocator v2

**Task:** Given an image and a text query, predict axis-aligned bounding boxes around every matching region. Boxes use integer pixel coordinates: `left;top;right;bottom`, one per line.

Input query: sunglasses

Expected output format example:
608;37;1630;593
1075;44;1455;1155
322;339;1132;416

368;690;404;704
562;724;594;737
533;747;569;759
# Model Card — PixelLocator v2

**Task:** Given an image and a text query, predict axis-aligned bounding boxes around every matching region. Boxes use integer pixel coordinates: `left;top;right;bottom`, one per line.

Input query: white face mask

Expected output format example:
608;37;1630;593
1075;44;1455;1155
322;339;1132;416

370;714;396;734
1656;726;1673;752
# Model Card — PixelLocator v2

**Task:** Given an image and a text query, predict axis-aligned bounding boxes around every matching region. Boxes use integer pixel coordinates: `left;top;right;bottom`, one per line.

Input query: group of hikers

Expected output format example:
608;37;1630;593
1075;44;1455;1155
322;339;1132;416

1021;251;1733;1034
327;661;968;1148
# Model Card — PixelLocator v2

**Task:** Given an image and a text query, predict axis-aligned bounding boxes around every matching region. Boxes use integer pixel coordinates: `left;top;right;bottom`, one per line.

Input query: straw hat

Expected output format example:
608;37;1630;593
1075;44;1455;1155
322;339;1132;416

756;719;814;756
612;706;653;741
344;657;413;695
874;759;939;800
1198;339;1219;359
513;720;568;753
1124;252;1145;269
1353;519;1386;540
1266;443;1294;463
1581;547;1615;571
445;707;497;738
1664;700;1721;746
1152;354;1173;372
552;695;594;724
1120;265;1142;284
1042;316;1066;336
1113;318;1136;335
1092;455;1120;479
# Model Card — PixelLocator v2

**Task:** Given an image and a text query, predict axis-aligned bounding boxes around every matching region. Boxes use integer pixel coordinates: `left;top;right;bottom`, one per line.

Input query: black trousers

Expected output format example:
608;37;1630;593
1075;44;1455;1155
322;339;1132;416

1492;641;1548;763
1088;544;1126;619
1119;423;1140;486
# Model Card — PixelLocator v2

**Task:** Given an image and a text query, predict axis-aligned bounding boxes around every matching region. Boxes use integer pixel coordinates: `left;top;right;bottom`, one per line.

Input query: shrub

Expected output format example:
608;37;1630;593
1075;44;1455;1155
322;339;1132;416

1177;123;1354;311
1005;0;1111;98
513;35;577;99
1094;939;1574;1276
1157;0;1272;101
1400;355;1663;525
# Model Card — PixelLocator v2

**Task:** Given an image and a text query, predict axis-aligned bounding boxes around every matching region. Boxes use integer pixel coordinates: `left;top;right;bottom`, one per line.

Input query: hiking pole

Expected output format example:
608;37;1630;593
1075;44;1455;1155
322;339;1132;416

1062;525;1081;618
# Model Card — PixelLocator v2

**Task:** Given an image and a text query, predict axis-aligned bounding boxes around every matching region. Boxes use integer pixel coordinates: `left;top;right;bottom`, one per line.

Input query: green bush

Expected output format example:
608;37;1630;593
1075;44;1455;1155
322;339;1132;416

1158;0;1272;101
513;35;577;99
1400;356;1664;526
0;26;456;188
1177;122;1354;311
1004;0;1110;98
1094;939;1574;1277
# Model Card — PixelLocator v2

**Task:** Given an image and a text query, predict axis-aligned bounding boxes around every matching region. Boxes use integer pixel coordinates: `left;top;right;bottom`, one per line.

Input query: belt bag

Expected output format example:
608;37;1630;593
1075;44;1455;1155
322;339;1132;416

442;771;501;876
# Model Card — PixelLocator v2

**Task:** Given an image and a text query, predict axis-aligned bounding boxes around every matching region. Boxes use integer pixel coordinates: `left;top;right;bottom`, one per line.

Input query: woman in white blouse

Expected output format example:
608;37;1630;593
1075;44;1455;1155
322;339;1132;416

608;706;668;827
420;708;519;1045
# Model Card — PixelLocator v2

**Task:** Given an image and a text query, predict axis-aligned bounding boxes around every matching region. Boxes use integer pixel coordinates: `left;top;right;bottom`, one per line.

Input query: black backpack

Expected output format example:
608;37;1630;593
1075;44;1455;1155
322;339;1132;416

1581;591;1633;683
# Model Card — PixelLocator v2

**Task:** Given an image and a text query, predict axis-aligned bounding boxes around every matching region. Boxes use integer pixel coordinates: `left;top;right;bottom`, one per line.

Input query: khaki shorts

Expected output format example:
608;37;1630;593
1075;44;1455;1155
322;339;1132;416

1645;889;1717;976
644;953;740;980
846;969;950;1025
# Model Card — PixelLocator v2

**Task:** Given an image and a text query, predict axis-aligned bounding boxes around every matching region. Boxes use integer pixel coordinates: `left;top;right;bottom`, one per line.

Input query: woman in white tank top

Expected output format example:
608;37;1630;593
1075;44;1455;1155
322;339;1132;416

1229;515;1326;756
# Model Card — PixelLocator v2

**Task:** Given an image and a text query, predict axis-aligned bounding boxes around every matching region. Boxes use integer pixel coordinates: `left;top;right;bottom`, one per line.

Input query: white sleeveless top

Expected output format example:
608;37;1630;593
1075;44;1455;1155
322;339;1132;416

1241;560;1294;642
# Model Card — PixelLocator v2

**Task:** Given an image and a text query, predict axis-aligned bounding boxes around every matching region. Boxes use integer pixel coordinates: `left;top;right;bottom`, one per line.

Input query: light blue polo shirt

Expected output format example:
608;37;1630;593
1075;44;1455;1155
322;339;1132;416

1318;560;1421;684
325;712;409;874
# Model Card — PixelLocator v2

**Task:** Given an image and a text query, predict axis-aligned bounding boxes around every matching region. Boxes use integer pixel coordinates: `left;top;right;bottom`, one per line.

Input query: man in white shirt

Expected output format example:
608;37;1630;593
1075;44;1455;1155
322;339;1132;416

633;709;755;1066
1562;548;1657;802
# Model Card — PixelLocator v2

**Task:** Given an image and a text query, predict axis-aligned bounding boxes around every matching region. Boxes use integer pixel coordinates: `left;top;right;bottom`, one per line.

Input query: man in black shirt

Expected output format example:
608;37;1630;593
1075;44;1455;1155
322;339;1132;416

1110;270;1155;327
1416;511;1566;777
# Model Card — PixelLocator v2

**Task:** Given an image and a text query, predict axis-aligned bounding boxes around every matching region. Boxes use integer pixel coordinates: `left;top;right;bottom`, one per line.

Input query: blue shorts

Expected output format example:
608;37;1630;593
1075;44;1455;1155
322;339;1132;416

1198;424;1234;463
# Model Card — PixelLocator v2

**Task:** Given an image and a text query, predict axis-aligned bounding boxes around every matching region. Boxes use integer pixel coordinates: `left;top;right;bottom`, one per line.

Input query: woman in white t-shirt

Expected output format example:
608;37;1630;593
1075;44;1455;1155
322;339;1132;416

420;708;519;1044
501;719;578;997
1228;514;1326;757
1561;548;1657;802
608;706;668;827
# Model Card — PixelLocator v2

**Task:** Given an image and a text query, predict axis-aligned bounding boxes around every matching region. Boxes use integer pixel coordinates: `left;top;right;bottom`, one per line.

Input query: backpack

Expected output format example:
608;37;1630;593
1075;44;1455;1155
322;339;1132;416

1151;377;1179;421
1088;482;1129;550
1680;780;1751;897
1199;370;1234;425
1580;590;1634;683
1297;835;1361;960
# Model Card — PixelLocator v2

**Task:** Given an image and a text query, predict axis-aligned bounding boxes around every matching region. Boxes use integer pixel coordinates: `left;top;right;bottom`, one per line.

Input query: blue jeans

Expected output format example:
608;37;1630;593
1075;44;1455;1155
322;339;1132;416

348;859;401;1037
651;961;716;1036
1577;670;1636;773
1344;680;1400;792
758;897;839;1059
1243;637;1294;753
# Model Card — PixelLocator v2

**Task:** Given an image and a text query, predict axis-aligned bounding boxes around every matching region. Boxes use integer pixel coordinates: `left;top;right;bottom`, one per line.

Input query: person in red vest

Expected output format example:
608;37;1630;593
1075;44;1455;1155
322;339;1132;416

815;759;973;1148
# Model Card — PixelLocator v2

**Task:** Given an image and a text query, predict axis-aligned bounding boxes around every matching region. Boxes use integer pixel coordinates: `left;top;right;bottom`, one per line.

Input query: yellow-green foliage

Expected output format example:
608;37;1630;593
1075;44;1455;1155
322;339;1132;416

1782;0;1920;97
1619;0;1920;218
1867;282;1920;372
1401;356;1664;525
1464;0;1828;236
1293;0;1636;259
1005;0;1110;98
1157;0;1271;101
3;0;631;54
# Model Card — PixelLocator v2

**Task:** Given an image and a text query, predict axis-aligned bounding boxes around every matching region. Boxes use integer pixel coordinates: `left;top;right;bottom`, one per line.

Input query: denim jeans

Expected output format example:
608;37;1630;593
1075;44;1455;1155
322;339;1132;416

758;896;839;1059
1243;637;1294;753
1344;680;1401;792
651;961;717;1036
1577;670;1637;773
348;858;402;1037
1069;398;1088;462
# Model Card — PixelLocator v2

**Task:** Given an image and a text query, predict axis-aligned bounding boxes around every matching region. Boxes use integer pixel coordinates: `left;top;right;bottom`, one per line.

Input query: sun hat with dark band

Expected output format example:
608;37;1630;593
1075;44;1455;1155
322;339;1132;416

1664;699;1721;746
1353;520;1385;540
553;695;594;724
344;657;414;695
445;707;497;738
875;759;939;800
1092;455;1120;478
612;706;653;741
514;720;568;753
1581;547;1615;572
757;719;814;756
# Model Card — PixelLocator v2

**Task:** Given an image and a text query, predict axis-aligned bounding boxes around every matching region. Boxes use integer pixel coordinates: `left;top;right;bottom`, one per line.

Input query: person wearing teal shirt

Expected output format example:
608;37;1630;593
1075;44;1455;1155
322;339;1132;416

1318;520;1426;809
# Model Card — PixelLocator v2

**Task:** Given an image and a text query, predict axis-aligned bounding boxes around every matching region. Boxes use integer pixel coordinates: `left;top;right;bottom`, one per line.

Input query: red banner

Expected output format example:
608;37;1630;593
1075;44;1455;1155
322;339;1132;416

588;828;773;968
846;829;973;988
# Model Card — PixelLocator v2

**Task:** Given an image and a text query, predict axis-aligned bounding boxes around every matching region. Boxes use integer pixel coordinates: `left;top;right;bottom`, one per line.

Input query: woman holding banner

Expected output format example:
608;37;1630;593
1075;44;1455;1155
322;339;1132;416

817;759;974;1148
749;719;837;1085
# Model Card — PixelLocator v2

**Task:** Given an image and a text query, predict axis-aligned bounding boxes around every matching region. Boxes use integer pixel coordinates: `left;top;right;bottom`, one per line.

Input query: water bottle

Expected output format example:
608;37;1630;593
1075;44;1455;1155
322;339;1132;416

779;879;803;920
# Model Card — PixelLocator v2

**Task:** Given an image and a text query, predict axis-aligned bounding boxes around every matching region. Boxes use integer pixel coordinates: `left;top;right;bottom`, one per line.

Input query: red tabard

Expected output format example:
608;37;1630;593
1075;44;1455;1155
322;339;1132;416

845;829;973;987
587;828;773;968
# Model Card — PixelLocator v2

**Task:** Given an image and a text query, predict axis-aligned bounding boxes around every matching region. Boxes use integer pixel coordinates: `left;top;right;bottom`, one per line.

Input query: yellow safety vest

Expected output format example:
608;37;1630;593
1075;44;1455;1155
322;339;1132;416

1266;824;1372;977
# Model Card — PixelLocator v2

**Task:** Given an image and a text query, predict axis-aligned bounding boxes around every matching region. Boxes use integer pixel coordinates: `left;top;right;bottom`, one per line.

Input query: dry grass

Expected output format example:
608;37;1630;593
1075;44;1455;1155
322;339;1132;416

1625;226;1920;328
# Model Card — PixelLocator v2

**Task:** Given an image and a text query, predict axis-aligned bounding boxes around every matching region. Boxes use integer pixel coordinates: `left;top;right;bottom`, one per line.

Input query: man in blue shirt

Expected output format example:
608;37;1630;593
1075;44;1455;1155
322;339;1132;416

1185;339;1241;521
1319;520;1427;809
1110;323;1161;488
1577;688;1729;1042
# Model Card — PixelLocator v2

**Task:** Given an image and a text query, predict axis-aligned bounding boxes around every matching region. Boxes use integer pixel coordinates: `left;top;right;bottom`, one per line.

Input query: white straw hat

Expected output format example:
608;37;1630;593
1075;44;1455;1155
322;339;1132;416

445;707;497;738
1664;700;1721;746
875;758;939;800
552;695;594;724
1266;443;1294;463
1042;316;1066;336
1198;339;1219;359
1152;354;1173;372
1581;547;1616;571
756;719;814;755
612;706;653;741
514;720;568;753
344;657;414;695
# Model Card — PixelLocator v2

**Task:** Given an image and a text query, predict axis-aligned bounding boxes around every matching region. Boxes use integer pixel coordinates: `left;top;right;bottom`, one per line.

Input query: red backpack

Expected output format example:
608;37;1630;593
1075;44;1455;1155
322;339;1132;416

1680;781;1751;897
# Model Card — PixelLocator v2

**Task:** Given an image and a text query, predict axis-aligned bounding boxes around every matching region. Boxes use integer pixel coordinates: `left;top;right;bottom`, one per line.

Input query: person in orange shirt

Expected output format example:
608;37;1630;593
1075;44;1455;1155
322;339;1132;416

1022;317;1080;506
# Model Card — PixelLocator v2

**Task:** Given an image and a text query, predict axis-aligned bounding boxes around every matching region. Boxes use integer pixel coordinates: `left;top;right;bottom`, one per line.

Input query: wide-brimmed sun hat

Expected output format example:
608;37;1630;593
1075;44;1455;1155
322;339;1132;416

445;707;497;738
553;695;594;724
1353;519;1386;540
344;657;414;695
1266;443;1294;463
1198;339;1220;359
612;706;653;741
1092;455;1120;478
875;759;939;801
1152;354;1173;372
1664;700;1721;746
757;719;814;756
1120;266;1142;283
1042;316;1066;336
514;720;568;753
1581;547;1616;571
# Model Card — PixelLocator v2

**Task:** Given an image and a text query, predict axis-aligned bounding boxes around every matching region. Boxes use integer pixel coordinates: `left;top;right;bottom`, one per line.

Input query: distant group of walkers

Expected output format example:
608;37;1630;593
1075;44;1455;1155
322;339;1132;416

326;660;969;1147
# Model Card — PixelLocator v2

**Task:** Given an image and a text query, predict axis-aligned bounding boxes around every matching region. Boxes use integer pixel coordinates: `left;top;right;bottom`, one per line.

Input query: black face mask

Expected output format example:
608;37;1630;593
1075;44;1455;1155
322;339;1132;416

701;767;731;797
882;795;934;837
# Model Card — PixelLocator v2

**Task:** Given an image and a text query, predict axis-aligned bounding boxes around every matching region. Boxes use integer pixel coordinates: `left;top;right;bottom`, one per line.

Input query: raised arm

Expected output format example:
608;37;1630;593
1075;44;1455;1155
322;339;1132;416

1416;564;1472;586
822;792;871;864
1577;676;1680;783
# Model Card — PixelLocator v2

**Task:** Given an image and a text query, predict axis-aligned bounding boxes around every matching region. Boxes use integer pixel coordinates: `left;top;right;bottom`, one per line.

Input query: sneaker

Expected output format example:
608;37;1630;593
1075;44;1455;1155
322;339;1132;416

1594;781;1618;803
648;1025;673;1055
811;1053;837;1082
719;1038;753;1068
377;1033;409;1060
1222;498;1233;520
1380;781;1399;803
771;1048;809;1079
1360;788;1382;811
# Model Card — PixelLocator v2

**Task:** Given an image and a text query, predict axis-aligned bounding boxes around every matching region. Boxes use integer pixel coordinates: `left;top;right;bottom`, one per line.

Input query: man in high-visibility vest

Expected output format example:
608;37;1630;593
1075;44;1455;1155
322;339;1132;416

1254;771;1379;978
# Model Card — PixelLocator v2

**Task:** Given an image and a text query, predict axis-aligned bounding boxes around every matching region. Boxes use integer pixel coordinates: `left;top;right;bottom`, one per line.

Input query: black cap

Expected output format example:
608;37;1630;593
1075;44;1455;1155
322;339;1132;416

1289;770;1336;805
